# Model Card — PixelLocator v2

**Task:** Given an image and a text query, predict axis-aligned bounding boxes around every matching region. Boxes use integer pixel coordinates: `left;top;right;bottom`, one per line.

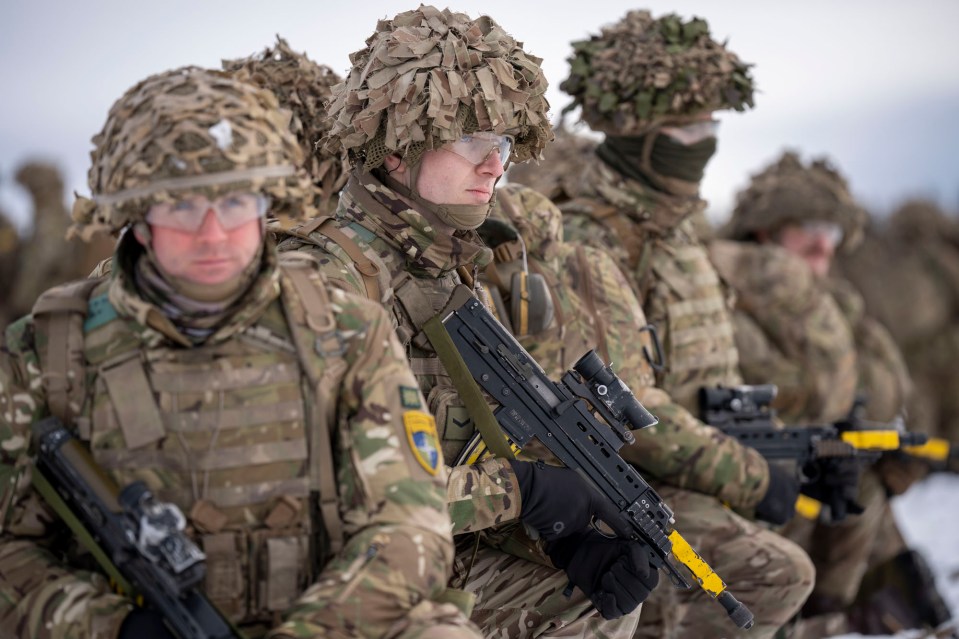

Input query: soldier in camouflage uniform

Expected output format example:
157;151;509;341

510;11;815;639
721;151;951;634
273;9;659;637
0;66;482;639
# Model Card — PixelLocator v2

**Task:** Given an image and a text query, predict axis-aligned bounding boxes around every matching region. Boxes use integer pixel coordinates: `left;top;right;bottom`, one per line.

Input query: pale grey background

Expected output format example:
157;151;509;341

1;0;958;230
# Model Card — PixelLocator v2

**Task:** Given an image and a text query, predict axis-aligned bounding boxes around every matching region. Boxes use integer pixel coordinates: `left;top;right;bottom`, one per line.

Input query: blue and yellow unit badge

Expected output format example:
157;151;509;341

400;386;441;475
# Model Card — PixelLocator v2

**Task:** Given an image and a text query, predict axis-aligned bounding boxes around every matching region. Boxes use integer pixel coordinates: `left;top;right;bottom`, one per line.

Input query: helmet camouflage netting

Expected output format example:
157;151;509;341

71;66;312;239
323;4;553;170
561;10;756;136
223;36;347;215
727;151;866;251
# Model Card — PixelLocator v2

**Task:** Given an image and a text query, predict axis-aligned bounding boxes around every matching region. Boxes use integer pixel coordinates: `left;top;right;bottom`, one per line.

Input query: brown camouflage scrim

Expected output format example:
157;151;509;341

323;5;552;170
223;37;348;217
70;66;314;240
0;203;21;328
724;151;867;252
491;184;768;511
710;240;858;423
560;10;755;135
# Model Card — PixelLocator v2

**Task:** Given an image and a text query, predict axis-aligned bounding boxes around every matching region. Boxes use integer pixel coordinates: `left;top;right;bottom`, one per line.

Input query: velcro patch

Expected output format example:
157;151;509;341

399;385;423;409
404;410;440;476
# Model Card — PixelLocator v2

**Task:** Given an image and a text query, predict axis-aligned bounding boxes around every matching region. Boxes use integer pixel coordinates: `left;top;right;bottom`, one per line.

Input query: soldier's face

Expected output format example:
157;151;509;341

389;139;506;206
138;208;263;285
776;222;841;277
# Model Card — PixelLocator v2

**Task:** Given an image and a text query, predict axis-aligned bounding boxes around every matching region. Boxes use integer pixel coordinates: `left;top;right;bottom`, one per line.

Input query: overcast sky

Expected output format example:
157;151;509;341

1;0;958;230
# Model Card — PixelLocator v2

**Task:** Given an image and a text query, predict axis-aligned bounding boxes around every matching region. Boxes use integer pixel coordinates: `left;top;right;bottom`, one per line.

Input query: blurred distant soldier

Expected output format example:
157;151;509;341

837;199;959;471
275;9;659;636
513;11;816;639
10;162;114;313
718;151;952;635
0;201;21;328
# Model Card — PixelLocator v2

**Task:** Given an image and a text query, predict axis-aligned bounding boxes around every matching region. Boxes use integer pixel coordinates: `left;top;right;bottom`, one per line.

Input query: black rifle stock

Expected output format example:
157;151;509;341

431;294;754;630
30;417;239;639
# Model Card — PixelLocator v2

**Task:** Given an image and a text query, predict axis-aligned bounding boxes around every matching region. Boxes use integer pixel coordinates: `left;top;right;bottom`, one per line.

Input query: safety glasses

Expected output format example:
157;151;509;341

146;192;269;232
444;132;515;168
800;220;844;247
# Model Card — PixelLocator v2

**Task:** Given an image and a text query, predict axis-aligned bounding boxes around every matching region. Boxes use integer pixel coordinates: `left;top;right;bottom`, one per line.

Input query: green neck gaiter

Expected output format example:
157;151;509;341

596;132;717;195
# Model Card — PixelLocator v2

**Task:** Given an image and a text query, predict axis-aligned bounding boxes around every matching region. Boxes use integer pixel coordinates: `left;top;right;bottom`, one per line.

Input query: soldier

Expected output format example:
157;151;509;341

719;151;951;634
273;8;659;637
510;11;815;639
0;66;482;639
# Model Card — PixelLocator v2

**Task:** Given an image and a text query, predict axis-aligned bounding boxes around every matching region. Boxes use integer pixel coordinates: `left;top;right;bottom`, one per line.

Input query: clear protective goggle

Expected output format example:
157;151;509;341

660;119;720;145
800;220;844;247
444;132;515;168
145;192;270;232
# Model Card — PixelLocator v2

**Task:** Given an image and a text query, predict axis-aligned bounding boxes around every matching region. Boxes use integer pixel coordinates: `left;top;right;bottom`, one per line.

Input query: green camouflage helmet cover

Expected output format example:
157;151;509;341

560;10;756;135
727;150;866;251
223;37;347;216
323;4;553;170
71;66;312;239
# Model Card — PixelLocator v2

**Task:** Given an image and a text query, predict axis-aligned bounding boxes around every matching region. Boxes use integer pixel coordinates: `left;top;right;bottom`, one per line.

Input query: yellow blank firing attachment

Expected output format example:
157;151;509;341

668;530;754;629
905;437;951;462
840;430;901;450
795;494;823;520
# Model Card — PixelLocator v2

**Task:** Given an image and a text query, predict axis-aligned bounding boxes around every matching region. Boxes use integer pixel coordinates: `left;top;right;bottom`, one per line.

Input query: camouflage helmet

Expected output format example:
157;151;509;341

223;37;347;215
560;10;755;136
888;198;956;243
323;5;553;170
506;123;598;203
726;151;866;251
71;66;311;239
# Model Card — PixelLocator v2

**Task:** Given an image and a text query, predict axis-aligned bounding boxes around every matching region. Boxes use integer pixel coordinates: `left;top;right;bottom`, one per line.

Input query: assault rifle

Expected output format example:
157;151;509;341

427;291;754;630
30;417;239;639
698;385;928;519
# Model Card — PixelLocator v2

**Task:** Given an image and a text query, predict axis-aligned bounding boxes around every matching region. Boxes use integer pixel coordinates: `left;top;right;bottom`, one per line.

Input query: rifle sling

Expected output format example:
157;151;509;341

421;291;514;462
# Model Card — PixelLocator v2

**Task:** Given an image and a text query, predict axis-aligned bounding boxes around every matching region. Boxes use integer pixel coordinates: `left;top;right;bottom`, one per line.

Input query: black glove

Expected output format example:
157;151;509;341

509;459;628;540
800;457;864;522
754;462;800;525
546;529;659;620
118;608;176;639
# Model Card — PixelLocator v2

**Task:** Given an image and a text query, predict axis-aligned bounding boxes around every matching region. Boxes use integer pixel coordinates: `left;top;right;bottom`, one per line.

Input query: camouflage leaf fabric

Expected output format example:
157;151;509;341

560;10;755;135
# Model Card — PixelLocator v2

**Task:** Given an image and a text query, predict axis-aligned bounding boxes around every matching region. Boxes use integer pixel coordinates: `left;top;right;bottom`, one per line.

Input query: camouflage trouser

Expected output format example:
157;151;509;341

452;536;641;638
633;487;815;639
783;467;904;605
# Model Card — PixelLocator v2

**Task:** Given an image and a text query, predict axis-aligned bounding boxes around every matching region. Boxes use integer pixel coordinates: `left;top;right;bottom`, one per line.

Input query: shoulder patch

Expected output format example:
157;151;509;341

404;410;441;475
399;385;422;409
84;294;118;333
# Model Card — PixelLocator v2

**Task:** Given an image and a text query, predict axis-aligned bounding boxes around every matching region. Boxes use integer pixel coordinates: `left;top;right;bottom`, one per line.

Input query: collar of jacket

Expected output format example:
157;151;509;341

338;169;493;277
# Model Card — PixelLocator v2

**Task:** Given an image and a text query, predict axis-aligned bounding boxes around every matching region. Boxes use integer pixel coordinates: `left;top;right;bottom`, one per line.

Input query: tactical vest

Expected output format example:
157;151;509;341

30;255;348;627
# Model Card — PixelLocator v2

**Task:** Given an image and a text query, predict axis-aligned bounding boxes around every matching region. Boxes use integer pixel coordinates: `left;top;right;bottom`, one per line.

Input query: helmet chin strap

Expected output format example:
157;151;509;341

382;158;493;231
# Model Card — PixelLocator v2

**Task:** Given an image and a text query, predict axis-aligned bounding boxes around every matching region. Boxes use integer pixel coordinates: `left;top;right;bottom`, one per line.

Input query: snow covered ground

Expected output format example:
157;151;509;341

834;472;959;638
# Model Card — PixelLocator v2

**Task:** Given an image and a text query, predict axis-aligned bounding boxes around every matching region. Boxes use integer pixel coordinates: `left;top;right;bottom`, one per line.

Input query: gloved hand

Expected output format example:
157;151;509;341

546;529;659;620
754;462;800;525
118;608;176;639
509;459;628;540
800;457;864;522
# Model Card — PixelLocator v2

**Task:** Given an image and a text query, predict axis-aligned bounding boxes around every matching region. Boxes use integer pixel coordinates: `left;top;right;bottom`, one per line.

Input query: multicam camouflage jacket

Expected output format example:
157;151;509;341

560;155;743;414
276;170;522;535
491;184;769;513
827;276;911;424
710;240;859;424
0;238;457;639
